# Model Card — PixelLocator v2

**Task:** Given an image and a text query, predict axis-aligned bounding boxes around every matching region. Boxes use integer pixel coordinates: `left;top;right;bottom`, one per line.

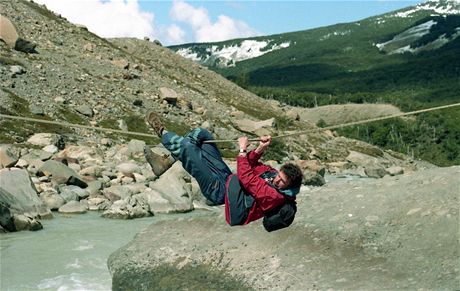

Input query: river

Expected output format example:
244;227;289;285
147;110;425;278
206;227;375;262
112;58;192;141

0;175;354;290
0;211;178;291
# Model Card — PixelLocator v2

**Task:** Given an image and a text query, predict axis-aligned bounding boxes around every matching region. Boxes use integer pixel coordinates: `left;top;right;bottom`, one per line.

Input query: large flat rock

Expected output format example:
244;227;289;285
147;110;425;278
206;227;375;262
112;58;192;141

108;166;459;290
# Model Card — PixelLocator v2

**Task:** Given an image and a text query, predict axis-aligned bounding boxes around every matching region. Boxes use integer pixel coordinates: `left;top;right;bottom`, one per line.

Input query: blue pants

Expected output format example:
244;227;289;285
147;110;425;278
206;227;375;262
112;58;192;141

162;128;232;205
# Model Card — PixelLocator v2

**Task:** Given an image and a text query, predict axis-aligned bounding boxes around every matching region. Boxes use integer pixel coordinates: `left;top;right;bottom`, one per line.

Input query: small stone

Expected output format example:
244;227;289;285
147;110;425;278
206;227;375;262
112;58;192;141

386;166;404;176
15;158;29;168
101;138;112;146
29;104;44;115
121;176;134;184
116;162;140;176
111;59;129;69
10;65;26;76
54;96;66;103
42;145;58;154
159;87;178;105
366;215;379;222
76;104;94;117
118;120;128;131
0;145;19;168
58;200;87;214
406;208;422;216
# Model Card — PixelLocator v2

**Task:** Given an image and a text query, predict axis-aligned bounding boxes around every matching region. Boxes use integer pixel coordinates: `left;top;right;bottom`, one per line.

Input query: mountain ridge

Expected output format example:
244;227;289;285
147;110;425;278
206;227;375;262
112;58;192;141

170;0;460;68
1;0;425;170
168;0;460;166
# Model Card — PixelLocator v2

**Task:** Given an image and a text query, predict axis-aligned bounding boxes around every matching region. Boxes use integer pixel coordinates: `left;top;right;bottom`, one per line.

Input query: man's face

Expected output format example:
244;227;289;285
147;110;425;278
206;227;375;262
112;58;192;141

273;171;290;189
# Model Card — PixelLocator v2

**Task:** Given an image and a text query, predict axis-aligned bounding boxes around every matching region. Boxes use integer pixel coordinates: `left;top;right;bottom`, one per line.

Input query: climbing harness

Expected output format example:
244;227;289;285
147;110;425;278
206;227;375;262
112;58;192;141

0;102;459;143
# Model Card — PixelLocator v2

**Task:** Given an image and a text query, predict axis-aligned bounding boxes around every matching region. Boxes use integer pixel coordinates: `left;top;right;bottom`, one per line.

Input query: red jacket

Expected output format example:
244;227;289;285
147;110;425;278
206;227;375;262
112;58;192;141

224;150;291;225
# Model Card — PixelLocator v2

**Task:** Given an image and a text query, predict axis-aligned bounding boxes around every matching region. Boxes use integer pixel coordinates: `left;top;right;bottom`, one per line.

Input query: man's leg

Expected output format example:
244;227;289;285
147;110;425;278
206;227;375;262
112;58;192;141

162;129;231;204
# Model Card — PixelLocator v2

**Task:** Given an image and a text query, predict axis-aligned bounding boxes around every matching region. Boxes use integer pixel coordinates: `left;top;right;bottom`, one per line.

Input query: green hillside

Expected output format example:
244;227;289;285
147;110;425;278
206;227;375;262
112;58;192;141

170;0;460;166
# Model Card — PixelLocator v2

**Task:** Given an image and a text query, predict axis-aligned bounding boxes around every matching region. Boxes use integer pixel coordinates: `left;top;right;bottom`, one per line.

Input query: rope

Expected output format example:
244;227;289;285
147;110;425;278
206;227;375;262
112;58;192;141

0;114;155;138
1;102;459;143
203;102;460;143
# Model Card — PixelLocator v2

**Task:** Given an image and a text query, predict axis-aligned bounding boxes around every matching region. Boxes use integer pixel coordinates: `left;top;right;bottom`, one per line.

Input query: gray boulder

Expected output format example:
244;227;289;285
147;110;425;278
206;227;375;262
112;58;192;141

85;180;102;196
58;201;87;214
103;185;133;202
21;149;53;162
55;145;96;162
75;104;94;117
40;189;66;210
0;145;19;168
302;169;326;186
13;214;43;231
59;185;89;202
116;162;141;177
14;38;37;54
111;59;129;69
87;197;111;211
79;165;103;177
0;200;15;231
346;150;388;178
233;117;275;136
27;133;64;148
42;145;59;154
29;104;44;115
102;194;151;219
10;65;26;76
0;168;52;232
147;162;194;213
39;160;88;187
159;87;178;105
364;166;387;178
127;139;146;155
386;166;404;176
0;15;18;48
143;189;173;214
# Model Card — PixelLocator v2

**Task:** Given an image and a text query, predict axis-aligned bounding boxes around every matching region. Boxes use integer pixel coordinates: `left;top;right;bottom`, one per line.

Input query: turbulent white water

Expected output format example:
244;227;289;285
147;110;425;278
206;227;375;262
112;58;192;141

0;212;161;291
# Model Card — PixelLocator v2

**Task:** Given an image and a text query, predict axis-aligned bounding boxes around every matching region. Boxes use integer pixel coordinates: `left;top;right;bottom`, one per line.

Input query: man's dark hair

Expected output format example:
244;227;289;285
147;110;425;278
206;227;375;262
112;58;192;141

280;163;303;188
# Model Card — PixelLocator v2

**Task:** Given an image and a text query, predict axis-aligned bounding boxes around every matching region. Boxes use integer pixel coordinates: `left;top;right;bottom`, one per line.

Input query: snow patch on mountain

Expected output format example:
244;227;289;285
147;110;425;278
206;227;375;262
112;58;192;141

176;40;290;67
319;30;351;41
394;0;460;18
376;20;460;54
376;20;436;50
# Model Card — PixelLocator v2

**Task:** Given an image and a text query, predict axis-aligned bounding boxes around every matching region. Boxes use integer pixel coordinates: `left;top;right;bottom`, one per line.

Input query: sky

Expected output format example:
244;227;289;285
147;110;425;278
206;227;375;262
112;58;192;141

34;0;426;46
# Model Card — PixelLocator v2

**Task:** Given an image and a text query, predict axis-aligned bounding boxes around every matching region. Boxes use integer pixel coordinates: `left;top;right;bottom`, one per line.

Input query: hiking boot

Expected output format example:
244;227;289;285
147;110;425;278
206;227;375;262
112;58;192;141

144;145;174;176
146;109;165;137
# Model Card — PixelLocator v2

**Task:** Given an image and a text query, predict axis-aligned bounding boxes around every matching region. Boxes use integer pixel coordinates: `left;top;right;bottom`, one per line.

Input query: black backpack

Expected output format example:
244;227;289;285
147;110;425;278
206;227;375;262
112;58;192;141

262;200;297;232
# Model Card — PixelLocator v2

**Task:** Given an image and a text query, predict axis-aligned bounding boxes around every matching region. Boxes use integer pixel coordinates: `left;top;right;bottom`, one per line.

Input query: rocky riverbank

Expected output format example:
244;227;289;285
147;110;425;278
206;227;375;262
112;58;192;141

0;130;424;232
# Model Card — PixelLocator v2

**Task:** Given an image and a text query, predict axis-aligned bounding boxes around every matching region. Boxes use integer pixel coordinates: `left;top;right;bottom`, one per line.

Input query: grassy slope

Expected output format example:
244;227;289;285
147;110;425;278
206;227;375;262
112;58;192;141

170;7;460;166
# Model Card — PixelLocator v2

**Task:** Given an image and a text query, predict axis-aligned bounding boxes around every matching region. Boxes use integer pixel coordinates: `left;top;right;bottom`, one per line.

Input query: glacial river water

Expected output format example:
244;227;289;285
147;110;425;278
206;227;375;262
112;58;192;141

0;211;179;291
0;175;356;290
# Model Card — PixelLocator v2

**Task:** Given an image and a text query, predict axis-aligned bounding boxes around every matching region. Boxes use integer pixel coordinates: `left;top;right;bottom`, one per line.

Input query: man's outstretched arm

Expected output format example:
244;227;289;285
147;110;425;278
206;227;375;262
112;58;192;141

237;136;284;211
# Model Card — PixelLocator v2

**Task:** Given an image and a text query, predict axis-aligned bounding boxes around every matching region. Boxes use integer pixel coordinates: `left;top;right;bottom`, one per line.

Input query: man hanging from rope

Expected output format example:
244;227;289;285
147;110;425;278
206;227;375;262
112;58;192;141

144;110;303;231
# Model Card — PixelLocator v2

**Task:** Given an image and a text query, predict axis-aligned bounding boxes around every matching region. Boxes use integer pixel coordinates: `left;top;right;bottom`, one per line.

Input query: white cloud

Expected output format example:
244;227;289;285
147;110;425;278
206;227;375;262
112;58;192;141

166;24;186;44
35;0;155;40
170;0;210;30
170;0;258;43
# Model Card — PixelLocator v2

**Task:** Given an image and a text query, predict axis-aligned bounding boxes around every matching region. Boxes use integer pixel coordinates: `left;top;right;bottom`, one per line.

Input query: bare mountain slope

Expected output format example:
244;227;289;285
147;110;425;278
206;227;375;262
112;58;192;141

1;0;424;171
0;0;304;152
